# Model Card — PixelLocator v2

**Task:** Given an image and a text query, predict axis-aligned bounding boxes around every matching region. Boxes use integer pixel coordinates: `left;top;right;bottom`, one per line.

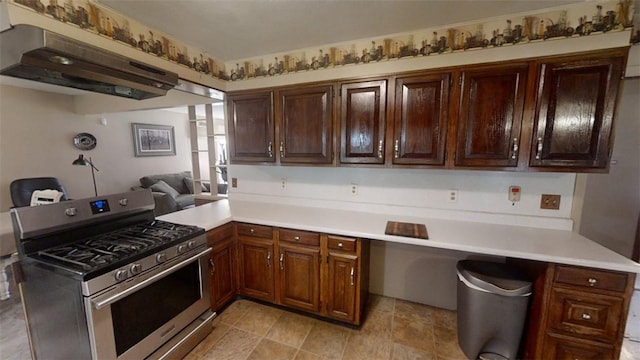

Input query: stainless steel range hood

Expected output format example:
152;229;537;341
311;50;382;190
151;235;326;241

0;25;179;100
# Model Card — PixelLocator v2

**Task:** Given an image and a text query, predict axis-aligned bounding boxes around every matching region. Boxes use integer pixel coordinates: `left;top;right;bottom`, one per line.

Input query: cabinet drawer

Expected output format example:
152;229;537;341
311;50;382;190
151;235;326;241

542;333;615;359
555;266;628;293
237;223;273;239
207;223;234;245
548;287;623;343
327;236;356;252
279;229;320;247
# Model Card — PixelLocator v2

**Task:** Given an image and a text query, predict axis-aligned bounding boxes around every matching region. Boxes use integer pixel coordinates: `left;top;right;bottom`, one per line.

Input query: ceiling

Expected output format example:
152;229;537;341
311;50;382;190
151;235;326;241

97;0;601;62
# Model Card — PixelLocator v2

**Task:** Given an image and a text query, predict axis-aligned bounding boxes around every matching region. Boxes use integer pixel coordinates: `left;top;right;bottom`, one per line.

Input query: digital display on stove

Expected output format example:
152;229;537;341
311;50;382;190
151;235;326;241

90;199;110;214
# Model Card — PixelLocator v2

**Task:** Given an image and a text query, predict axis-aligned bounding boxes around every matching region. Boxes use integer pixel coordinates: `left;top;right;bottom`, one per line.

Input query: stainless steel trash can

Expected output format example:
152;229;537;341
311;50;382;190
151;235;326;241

456;260;532;360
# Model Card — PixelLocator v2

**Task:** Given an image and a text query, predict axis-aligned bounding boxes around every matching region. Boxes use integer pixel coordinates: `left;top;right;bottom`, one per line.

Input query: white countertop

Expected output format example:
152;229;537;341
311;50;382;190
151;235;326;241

159;199;640;274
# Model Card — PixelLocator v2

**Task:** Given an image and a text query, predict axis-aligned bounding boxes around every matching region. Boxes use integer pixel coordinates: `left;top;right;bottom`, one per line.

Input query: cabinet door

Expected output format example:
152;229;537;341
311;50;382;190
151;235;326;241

238;237;275;302
542;334;615;359
227;91;275;163
327;252;358;322
278;244;321;312
209;239;237;311
530;55;624;169
340;80;387;164
278;85;333;164
393;73;450;165
456;65;528;167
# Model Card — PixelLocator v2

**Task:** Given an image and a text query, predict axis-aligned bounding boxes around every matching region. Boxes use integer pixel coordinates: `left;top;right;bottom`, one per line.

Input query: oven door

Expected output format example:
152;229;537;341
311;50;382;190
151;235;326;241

85;246;212;360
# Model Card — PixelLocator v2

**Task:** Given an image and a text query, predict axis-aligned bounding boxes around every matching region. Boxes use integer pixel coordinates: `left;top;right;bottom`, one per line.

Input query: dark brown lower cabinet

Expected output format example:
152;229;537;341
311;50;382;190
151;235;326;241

510;260;635;359
278;245;320;312
327;251;358;322
238;235;275;302
206;223;237;311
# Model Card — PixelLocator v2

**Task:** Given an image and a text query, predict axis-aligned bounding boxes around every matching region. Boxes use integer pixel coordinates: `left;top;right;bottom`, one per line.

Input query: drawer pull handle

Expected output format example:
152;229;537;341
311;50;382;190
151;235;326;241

279;253;284;270
511;138;519;160
350;267;355;286
293;236;300;241
581;313;592;320
208;258;215;275
338;242;344;248
280;141;285;158
394;139;399;159
378;140;383;159
266;252;271;267
267;142;273;158
588;278;598;286
535;137;543;160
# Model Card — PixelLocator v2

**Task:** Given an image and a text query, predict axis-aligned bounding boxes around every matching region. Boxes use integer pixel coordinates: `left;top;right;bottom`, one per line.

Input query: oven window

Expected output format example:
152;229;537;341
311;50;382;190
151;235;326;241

111;261;201;356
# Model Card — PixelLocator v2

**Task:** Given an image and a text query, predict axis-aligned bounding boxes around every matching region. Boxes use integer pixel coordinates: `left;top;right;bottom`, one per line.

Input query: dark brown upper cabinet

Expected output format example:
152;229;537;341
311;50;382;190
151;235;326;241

455;64;528;168
277;85;333;164
227;91;275;163
529;49;626;170
340;80;387;164
392;73;450;166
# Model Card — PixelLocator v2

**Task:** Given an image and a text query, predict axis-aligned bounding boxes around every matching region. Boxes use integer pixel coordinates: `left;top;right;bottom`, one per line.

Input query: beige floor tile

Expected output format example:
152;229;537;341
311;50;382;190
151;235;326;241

266;312;316;348
300;321;351;359
294;350;325;360
202;327;260;360
216;299;259;326
367;294;395;313
188;323;230;358
394;299;435;324
359;309;393;339
342;332;392;360
247;338;298;360
433;308;457;330
433;326;466;360
390;343;437;360
392;315;436;353
234;303;284;335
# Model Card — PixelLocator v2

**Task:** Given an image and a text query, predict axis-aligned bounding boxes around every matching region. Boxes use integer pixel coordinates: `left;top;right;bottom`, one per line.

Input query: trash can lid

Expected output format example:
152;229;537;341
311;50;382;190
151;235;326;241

457;260;532;296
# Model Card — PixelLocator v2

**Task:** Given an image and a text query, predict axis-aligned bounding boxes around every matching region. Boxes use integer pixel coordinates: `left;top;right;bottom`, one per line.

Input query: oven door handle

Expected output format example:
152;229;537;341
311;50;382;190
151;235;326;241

92;247;212;310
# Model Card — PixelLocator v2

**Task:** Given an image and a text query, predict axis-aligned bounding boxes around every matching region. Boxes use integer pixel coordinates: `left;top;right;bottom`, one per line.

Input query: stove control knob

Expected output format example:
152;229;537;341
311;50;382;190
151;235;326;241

65;207;78;217
114;269;128;282
130;263;142;275
187;240;196;249
119;198;128;207
177;244;187;254
156;253;167;263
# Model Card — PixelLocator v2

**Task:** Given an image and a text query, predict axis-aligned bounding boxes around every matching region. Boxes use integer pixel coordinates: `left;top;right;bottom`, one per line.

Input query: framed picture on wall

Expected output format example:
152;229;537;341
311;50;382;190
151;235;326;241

131;123;176;157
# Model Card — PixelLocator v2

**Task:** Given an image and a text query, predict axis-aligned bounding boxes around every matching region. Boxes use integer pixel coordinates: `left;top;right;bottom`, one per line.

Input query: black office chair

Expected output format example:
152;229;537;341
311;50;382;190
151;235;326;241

10;177;69;208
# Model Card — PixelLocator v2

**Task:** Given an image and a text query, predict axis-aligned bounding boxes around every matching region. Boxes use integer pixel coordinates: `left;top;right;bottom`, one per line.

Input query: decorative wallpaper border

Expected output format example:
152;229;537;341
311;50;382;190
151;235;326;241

9;0;638;84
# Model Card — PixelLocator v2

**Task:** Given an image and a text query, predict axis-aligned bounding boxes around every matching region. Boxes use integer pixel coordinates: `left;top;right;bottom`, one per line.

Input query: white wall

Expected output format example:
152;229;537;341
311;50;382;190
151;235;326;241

579;78;640;258
0;85;193;210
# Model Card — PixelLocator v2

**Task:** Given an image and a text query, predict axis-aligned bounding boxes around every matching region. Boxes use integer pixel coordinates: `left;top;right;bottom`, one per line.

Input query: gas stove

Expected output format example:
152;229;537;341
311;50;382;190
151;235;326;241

11;190;214;360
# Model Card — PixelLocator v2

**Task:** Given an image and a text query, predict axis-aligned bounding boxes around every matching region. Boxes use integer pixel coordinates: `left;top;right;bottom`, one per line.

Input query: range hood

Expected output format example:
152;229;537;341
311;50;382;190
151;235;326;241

0;25;179;100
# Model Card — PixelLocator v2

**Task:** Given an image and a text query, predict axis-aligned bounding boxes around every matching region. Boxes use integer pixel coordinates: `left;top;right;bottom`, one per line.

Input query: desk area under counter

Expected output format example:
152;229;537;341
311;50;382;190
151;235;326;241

159;199;640;358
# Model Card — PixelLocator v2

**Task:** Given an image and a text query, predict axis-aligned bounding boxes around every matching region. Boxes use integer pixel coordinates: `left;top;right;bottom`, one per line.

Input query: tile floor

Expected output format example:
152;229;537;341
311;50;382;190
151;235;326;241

185;295;467;360
2;283;640;359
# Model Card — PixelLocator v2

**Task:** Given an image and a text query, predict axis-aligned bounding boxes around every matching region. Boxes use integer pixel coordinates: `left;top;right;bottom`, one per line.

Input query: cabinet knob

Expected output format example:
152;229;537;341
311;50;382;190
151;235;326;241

581;313;592;320
267;142;273;158
250;228;255;233
394;139;399;159
588;278;598;286
378;140;383;159
338;242;344;248
293;236;300;241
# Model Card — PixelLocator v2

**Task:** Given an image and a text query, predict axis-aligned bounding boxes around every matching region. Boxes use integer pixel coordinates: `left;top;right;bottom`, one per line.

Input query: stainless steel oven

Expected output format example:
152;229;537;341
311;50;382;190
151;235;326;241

11;190;215;360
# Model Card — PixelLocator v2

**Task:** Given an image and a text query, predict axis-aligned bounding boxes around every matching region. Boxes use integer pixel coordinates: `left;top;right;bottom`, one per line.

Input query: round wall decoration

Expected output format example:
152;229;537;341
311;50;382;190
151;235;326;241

73;133;97;150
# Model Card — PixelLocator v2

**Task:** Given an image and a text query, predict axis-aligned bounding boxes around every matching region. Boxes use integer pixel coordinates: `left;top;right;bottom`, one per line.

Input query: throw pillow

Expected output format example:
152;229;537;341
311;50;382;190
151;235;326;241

149;180;180;199
184;177;208;194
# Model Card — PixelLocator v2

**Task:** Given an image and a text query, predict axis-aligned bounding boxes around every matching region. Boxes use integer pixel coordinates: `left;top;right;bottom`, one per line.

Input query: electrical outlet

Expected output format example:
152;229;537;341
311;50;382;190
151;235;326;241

447;189;458;203
231;178;238;188
540;194;561;210
281;179;286;189
351;184;358;195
